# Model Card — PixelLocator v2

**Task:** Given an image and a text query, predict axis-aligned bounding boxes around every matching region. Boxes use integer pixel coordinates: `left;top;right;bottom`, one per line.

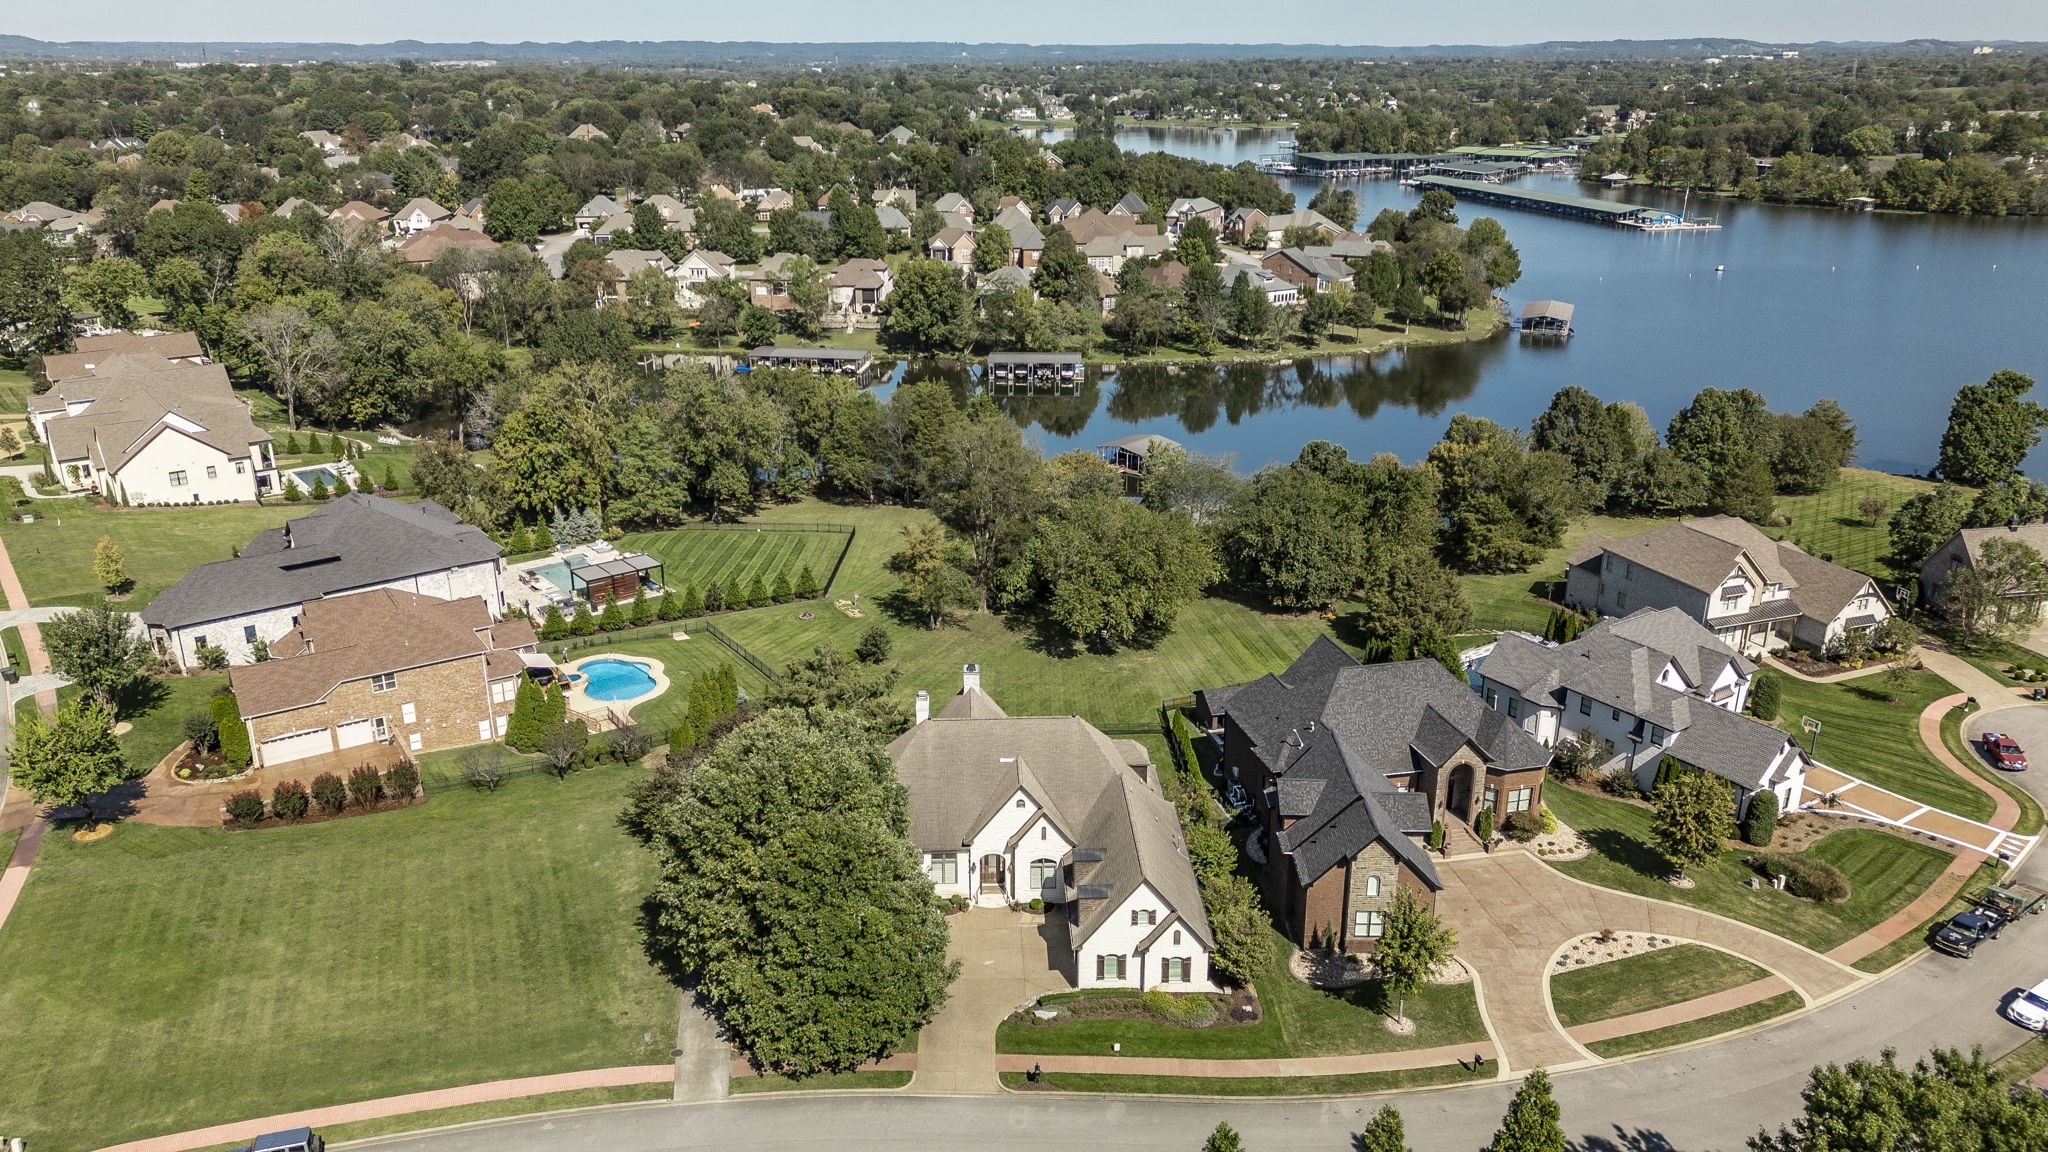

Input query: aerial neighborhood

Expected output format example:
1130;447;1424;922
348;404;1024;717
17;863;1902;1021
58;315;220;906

0;35;2046;1152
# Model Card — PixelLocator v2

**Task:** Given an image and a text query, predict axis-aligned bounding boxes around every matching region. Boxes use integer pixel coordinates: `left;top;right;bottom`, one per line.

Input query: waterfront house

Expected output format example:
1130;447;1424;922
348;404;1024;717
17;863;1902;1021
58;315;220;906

1920;522;2048;611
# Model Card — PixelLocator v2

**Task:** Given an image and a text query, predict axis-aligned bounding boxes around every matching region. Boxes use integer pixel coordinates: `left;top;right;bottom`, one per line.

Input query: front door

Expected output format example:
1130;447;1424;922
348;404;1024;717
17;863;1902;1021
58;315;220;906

979;854;1006;893
1447;764;1474;820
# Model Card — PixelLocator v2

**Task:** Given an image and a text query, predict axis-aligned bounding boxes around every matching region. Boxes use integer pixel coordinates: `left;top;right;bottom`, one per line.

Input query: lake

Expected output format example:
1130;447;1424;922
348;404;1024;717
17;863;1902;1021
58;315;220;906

928;125;2048;476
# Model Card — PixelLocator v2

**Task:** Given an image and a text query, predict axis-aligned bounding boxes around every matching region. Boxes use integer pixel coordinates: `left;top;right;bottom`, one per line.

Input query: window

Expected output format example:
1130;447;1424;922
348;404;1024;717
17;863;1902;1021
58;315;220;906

1483;784;1498;811
243;625;257;643
407;732;422;752
929;853;959;885
495;715;508;736
372;716;388;740
1506;697;1521;720
1029;859;1058;889
1173;929;1182;945
1015;798;1026;808
1615;591;1627;609
1507;787;1535;814
1039;825;1048;840
1096;954;1124;980
1353;910;1385;938
1163;957;1188;983
1579;696;1592;716
1649;725;1668;743
168;470;188;487
1483;688;1498;708
205;465;217;480
370;673;398;693
1364;875;1381;897
1612;707;1622;722
1132;909;1157;926
235;460;246;474
477;719;492;740
400;702;417;724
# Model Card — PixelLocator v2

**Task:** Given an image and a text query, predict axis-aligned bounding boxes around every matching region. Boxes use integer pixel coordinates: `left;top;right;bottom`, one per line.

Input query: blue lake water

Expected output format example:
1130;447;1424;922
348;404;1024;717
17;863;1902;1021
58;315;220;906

922;126;2048;475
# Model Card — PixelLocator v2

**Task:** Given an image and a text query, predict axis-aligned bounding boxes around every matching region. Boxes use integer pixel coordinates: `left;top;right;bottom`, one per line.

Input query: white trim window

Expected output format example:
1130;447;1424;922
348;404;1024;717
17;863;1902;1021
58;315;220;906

168;470;188;487
1353;910;1385;938
370;672;398;693
928;852;959;886
1028;859;1058;890
1096;953;1125;980
1507;786;1535;814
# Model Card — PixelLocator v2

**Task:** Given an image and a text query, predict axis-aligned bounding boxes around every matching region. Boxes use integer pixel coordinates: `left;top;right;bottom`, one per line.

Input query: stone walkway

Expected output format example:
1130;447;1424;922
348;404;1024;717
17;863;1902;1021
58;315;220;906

1795;763;2025;859
913;907;1069;1094
994;1040;1497;1079
1436;851;1866;1074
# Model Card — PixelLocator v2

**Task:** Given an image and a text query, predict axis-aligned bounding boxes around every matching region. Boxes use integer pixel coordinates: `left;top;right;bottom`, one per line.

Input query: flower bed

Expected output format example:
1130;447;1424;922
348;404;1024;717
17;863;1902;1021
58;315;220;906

1011;988;1252;1030
1554;930;1681;971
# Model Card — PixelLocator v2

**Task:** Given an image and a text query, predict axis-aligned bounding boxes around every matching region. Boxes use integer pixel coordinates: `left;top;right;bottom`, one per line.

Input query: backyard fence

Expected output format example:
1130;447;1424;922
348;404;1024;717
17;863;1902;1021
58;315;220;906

540;616;785;683
701;621;782;682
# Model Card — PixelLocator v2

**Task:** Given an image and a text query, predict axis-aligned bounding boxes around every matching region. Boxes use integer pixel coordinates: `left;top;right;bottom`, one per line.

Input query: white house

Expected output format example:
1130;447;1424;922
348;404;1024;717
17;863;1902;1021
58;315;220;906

1567;516;1891;657
888;666;1218;991
142;494;506;669
675;249;738;307
389;197;452;238
29;353;277;504
1473;608;1809;818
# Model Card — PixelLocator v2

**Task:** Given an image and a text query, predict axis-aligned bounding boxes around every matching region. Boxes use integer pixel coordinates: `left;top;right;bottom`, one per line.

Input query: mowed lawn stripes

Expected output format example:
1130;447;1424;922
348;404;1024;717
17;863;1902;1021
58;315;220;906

622;527;850;600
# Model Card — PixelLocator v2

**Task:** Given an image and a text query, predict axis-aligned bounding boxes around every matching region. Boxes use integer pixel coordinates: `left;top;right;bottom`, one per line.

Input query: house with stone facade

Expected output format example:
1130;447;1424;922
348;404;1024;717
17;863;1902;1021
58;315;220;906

1471;608;1809;819
1196;640;1550;952
1566;516;1891;658
889;665;1217;991
143;494;505;670
230;590;537;768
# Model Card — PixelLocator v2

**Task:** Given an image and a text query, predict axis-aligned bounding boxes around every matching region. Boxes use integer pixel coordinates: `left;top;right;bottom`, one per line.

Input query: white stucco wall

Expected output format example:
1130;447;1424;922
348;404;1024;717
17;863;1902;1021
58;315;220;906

1075;883;1215;991
967;786;1040;900
112;429;259;505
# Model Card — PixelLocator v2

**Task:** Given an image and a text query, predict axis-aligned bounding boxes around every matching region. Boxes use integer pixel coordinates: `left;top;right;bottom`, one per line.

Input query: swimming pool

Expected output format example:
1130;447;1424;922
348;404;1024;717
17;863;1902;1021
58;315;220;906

579;658;658;702
289;466;341;490
530;559;578;596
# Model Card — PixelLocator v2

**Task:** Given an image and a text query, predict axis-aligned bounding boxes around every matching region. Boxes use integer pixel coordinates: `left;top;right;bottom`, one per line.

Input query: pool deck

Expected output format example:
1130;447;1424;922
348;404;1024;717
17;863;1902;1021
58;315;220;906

559;653;669;727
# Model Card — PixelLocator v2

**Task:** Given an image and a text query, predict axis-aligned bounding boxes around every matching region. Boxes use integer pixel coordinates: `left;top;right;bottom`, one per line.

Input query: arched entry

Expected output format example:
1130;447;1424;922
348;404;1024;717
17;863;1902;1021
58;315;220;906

1447;764;1477;821
979;853;1006;893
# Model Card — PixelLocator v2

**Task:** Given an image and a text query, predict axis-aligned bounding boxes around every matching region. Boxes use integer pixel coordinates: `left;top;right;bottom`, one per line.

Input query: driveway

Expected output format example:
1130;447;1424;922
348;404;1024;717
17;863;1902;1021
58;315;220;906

913;907;1069;1094
1437;851;1866;1073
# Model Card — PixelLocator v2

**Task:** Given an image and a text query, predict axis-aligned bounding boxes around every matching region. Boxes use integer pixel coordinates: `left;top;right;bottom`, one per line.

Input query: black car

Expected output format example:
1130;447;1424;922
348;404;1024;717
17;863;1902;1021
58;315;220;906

1932;909;2005;957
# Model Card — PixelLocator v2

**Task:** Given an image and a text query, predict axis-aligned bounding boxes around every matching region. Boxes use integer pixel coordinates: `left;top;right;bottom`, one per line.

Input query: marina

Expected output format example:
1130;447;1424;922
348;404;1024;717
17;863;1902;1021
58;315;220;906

1414;176;1720;230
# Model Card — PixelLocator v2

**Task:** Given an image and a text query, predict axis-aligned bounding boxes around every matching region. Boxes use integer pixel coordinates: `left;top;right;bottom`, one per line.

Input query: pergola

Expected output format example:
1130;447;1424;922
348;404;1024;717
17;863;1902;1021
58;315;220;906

569;553;665;606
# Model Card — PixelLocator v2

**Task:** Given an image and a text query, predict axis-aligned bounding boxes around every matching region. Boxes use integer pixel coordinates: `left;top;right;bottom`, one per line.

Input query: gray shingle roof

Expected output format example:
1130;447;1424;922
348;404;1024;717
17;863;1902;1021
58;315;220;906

142;495;500;631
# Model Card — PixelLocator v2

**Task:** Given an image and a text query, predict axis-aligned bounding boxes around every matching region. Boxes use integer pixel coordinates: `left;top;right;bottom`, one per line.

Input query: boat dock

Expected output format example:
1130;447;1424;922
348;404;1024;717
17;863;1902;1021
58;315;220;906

1413;176;1720;230
746;346;874;374
985;351;1083;391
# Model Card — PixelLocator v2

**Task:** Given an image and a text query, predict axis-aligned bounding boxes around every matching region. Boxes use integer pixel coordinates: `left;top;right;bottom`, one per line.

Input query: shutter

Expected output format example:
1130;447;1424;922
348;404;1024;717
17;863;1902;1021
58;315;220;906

1095;955;1104;980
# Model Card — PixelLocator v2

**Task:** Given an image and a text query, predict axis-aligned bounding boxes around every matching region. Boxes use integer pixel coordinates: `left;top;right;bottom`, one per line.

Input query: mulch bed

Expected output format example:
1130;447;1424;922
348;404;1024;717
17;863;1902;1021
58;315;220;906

171;748;244;783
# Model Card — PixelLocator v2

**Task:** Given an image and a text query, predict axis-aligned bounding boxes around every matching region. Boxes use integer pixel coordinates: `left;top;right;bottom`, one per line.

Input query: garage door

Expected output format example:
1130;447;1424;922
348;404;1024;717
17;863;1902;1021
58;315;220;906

335;719;375;750
258;728;334;766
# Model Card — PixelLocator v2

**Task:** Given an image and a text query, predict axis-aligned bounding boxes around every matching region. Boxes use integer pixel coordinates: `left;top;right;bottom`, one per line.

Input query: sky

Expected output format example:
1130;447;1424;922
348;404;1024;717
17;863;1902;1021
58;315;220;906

5;0;2045;47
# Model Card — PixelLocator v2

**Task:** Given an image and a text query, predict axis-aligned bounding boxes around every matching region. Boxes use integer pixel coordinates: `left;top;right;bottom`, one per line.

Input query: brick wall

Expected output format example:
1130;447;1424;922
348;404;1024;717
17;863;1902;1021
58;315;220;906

249;653;512;761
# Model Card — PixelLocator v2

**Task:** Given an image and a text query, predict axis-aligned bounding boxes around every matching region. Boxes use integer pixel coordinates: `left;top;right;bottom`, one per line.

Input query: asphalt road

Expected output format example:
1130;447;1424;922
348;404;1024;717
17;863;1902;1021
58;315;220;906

365;704;2048;1152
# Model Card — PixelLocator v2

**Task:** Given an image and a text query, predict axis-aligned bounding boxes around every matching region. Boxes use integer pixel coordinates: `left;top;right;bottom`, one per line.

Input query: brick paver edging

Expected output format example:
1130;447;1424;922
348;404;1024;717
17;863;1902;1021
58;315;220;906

992;1040;1496;1078
1564;975;1792;1044
90;1065;676;1152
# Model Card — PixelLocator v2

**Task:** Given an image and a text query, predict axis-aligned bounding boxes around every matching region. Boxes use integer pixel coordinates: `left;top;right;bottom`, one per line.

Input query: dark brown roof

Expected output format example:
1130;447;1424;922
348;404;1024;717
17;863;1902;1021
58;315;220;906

231;590;532;717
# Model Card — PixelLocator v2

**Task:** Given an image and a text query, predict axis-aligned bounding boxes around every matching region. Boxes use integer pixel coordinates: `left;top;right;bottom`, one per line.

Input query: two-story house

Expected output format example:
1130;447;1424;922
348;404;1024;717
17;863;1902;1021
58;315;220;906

1471;608;1809;819
828;258;894;315
1197;641;1550;951
1919;521;2048;611
389;197;451;237
675;249;738;307
928;227;976;269
890;666;1216;991
1262;248;1356;294
30;354;277;504
1566;516;1891;657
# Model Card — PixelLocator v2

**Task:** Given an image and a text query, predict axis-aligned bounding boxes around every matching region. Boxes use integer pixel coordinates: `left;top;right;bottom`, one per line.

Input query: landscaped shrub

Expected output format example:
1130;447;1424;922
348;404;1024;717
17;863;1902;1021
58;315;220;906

795;564;821;599
385;761;420;801
538;605;568;641
680;584;705;615
1503;810;1543;842
347;764;384;810
211;691;251;769
1742;791;1781;847
1599;763;1641;797
309;476;330;501
183;710;220;756
1749;671;1782;722
284;431;301;454
225;789;265;828
856;625;892;664
1540;806;1558;835
195;639;229;671
569;603;596;636
630;592;656;626
598;599;627;631
530;520;554;550
772;573;794;603
1474;809;1495;841
310;771;346;814
1427;820;1445;850
704;582;726;612
270;778;310;822
1758;853;1850;903
283;478;304;502
745;575;770;609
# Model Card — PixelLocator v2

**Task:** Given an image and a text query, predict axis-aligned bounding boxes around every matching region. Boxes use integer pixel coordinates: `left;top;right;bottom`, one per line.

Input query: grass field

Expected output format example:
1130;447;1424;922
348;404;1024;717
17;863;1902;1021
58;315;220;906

0;762;676;1151
1;624;27;671
1544;786;1955;954
729;1070;914;1094
5;500;304;607
1775;668;1994;822
1763;469;1945;583
1460;513;1671;636
620;525;852;602
1549;944;1772;1027
997;931;1486;1060
293;1084;673;1144
1851;860;2007;974
1000;1061;1486;1096
17;673;230;773
1585;991;1803;1060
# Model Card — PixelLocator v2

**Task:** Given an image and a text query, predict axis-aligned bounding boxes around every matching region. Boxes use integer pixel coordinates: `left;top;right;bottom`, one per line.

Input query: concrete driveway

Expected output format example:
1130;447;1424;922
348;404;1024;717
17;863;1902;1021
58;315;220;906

913;907;1069;1094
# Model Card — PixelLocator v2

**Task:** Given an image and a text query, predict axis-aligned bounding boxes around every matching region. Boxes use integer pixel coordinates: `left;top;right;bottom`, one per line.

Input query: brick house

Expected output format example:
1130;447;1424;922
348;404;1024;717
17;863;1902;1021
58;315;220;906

1196;640;1550;951
230;589;539;767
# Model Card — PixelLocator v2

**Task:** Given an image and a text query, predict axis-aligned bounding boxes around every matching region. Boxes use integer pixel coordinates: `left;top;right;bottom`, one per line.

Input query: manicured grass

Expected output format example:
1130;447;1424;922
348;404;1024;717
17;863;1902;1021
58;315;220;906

298;1083;673;1144
729;1070;913;1094
1543;786;1955;954
0;765;677;1151
1460;513;1672;636
550;630;775;738
620;525;851;602
711;500;1337;730
0;364;32;415
5;500;305;607
1549;944;1773;1027
1585;991;1802;1059
32;673;230;773
1;624;27;671
1775;668;1994;822
1851;860;2008;974
1995;1036;2048;1083
1940;704;2043;837
0;827;20;867
1763;469;1945;583
1000;1061;1487;1096
997;932;1487;1059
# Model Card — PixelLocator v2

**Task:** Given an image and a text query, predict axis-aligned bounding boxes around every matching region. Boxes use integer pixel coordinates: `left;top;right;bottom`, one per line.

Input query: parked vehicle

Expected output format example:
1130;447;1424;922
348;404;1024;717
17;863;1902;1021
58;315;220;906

2008;979;2048;1031
1980;882;2048;920
1981;732;2028;772
240;1129;322;1152
1933;909;2006;957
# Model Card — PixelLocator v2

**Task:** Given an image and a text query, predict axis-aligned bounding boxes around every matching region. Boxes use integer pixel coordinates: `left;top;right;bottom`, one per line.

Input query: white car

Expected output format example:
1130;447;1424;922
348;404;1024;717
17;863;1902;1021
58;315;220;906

2008;979;2048;1031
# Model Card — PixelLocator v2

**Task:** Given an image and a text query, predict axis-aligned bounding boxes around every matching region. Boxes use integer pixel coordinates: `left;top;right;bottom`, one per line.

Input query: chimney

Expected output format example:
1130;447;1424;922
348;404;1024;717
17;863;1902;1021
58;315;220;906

282;522;293;549
962;663;981;694
914;690;930;724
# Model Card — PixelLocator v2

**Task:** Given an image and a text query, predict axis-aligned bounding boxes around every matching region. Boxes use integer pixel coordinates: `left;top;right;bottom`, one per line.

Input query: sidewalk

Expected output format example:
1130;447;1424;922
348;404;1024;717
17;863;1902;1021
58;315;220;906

994;1040;1494;1079
1564;975;1792;1045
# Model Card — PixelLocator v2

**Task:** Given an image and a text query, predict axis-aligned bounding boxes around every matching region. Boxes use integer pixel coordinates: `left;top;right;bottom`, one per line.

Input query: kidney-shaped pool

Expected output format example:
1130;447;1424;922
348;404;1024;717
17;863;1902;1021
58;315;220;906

577;658;659;703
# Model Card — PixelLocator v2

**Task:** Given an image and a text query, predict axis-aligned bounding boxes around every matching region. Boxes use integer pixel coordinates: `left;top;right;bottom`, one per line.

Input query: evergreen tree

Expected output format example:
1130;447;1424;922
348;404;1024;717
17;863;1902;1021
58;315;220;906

682;583;706;615
538;605;568;641
705;582;726;612
507;677;547;752
772;572;794;603
598;599;627;631
508;526;532;554
309;476;330;501
1201;1122;1244;1152
795;564;821;599
746;575;771;608
1488;1069;1566;1152
285;431;301;454
569;602;597;636
532;520;556;550
630;592;655;626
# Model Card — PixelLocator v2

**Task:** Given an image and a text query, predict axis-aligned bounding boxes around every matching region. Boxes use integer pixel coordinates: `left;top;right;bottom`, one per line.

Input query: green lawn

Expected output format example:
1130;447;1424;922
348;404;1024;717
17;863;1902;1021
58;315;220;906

1001;1061;1486;1096
1461;513;1671;635
23;673;229;773
0;364;32;415
1775;668;1993;822
6;501;305;607
0;764;677;1152
1940;703;2043;837
620;525;851;601
1544;786;1955;954
1585;991;1803;1059
1851;860;2008;974
997;931;1487;1059
1549;943;1771;1027
729;1070;913;1094
1763;470;1946;583
550;630;776;738
300;1084;672;1144
1;624;27;672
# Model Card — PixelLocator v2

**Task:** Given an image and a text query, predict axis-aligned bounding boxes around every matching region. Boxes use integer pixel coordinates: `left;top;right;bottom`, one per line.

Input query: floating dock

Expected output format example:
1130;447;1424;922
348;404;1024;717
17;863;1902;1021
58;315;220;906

1414;176;1721;230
